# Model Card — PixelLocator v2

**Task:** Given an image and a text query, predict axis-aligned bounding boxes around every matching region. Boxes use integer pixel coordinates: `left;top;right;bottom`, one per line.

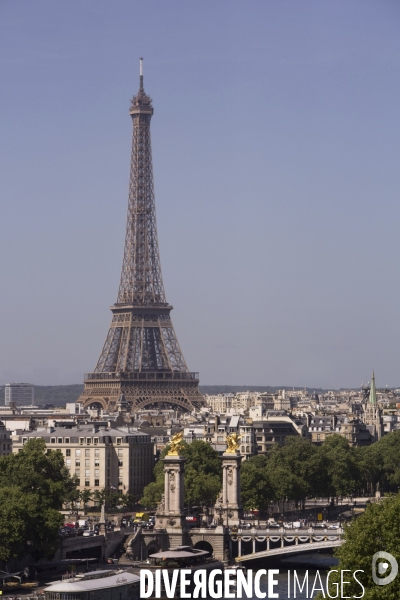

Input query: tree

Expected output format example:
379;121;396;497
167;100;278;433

140;479;164;509
93;489;107;507
140;440;222;509
374;431;400;491
107;491;122;510
356;443;384;496
268;465;308;509
79;489;93;510
0;438;76;509
0;439;76;564
267;437;326;507
322;494;400;599
183;441;222;508
319;435;361;499
184;470;221;509
241;455;273;511
119;493;136;510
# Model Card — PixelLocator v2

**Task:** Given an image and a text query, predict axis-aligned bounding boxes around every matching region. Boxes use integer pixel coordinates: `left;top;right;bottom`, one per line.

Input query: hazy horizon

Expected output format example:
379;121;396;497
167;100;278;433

2;1;400;389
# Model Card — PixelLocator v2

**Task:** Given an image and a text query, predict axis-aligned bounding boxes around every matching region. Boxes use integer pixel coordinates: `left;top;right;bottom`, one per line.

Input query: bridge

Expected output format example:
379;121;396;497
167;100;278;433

54;528;136;562
230;527;344;563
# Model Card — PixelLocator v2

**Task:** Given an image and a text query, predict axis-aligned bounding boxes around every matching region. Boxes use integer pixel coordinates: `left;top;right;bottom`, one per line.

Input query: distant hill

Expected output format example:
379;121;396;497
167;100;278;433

0;383;333;407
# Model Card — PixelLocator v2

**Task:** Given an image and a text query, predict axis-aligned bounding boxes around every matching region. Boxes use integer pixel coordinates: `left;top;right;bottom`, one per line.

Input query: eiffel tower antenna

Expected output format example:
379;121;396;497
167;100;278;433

78;60;204;413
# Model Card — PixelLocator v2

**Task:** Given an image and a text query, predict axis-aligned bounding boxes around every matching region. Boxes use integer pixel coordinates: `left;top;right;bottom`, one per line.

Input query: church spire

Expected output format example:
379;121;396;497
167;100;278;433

369;371;377;405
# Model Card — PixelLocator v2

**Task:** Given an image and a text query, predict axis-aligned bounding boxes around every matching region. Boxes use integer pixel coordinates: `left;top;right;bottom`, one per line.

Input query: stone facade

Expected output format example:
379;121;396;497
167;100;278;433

12;424;154;501
0;420;12;456
217;452;242;526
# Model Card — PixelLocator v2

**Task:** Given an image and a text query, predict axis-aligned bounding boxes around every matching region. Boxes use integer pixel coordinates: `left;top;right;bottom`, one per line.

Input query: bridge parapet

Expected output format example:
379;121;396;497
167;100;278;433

235;539;344;562
229;527;344;560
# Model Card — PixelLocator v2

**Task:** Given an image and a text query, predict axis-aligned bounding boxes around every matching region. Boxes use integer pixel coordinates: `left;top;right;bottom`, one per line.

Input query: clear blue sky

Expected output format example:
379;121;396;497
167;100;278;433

1;1;400;389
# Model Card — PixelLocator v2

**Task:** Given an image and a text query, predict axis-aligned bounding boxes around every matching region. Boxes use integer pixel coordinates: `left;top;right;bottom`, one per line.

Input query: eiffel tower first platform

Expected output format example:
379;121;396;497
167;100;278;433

78;60;204;414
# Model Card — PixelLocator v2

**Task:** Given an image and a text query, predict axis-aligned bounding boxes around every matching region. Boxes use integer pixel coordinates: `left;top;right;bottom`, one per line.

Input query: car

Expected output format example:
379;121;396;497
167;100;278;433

328;524;340;529
83;530;95;537
314;523;325;529
268;522;280;528
241;523;252;529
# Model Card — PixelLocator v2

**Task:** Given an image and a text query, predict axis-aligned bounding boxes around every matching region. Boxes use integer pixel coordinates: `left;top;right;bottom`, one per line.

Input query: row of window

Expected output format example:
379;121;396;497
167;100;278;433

311;426;341;432
75;479;100;487
45;436;149;445
65;458;101;467
256;436;285;446
65;448;102;457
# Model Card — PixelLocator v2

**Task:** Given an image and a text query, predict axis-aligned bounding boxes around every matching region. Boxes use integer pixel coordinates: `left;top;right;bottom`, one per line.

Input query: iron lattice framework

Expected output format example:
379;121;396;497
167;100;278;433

78;62;204;413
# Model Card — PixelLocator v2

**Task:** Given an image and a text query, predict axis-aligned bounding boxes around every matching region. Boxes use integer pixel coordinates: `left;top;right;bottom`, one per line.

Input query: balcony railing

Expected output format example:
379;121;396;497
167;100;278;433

84;371;199;382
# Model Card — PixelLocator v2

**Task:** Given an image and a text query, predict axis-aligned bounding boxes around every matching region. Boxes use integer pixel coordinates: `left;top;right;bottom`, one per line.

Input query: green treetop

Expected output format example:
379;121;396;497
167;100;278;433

0;438;77;564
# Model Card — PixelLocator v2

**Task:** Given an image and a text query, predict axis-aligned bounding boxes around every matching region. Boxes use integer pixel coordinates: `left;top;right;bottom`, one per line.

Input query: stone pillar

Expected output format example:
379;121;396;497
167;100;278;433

217;452;242;526
164;469;170;511
99;502;106;536
155;455;186;541
222;466;227;504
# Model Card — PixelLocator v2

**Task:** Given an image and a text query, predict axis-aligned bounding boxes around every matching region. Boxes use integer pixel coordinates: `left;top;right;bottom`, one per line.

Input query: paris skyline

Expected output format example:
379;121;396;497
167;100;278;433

1;1;400;389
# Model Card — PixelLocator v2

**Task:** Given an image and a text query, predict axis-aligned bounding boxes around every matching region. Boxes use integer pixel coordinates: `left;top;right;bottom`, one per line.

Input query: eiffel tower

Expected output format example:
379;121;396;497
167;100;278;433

78;60;204;414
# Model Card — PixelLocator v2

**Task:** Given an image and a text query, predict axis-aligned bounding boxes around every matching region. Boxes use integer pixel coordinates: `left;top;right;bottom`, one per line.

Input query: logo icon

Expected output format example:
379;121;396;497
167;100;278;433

372;551;398;586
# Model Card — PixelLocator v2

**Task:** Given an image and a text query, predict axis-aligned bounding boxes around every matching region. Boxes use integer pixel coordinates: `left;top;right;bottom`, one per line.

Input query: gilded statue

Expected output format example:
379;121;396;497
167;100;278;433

225;432;241;453
167;431;185;456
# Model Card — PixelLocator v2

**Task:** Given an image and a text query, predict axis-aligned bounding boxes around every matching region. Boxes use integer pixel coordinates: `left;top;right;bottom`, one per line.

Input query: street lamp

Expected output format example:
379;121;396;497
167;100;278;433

218;499;224;526
351;500;356;517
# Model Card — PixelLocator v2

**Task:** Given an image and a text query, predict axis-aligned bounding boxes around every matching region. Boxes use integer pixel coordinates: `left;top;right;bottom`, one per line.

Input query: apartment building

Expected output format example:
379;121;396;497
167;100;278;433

308;415;372;446
12;424;154;500
0;420;12;456
253;416;307;453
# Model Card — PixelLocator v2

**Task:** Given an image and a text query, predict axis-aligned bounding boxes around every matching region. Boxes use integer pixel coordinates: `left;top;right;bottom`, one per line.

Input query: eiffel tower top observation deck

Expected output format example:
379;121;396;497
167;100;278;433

78;60;204;413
